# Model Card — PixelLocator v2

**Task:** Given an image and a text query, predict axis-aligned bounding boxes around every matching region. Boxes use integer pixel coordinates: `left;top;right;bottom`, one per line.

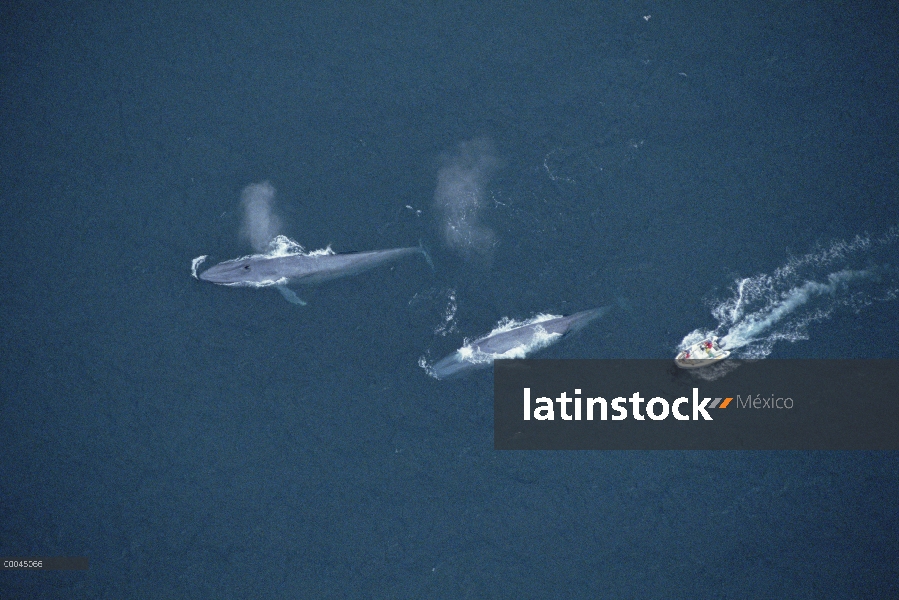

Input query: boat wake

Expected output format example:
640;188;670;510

680;228;898;359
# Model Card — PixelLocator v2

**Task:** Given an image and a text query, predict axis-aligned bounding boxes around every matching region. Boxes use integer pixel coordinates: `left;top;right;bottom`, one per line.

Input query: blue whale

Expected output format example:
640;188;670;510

430;306;611;379
196;238;430;305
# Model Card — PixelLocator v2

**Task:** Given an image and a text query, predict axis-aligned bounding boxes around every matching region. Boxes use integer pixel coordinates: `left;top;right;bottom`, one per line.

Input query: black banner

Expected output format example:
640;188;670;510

494;360;899;450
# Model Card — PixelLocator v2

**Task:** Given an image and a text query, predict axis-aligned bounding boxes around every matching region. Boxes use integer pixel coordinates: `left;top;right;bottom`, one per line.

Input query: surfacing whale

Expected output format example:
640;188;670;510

195;236;431;305
427;306;611;379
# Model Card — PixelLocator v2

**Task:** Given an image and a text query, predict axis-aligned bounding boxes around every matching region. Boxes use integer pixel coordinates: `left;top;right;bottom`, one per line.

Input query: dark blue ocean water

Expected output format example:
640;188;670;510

2;2;897;597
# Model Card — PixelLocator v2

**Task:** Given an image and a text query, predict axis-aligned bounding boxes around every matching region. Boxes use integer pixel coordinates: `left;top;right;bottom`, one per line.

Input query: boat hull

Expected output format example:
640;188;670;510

674;351;731;369
674;337;730;369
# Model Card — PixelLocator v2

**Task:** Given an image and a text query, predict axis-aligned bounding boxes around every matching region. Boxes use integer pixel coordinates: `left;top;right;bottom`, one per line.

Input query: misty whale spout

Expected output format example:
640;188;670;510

427;306;611;379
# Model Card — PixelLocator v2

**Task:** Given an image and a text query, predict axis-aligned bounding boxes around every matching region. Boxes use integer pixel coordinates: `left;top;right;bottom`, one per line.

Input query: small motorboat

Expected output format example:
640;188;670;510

675;336;730;369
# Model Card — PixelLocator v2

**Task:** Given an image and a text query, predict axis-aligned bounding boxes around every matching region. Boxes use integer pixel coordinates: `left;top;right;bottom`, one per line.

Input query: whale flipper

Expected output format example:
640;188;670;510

277;285;307;306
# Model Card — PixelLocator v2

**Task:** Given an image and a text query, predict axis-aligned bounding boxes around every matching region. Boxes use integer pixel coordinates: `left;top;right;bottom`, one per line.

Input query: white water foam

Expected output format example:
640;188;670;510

680;228;898;359
434;289;458;336
190;255;208;279
264;234;334;258
459;314;563;362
